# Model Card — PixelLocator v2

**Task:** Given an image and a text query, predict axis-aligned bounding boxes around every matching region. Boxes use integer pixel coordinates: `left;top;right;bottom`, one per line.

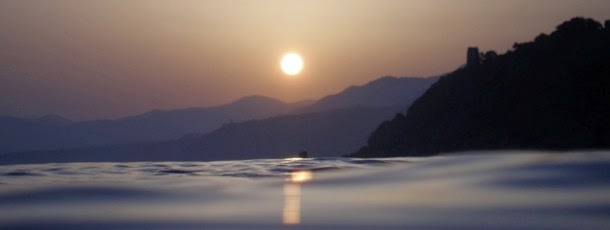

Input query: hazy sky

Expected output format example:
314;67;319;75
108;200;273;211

1;0;609;120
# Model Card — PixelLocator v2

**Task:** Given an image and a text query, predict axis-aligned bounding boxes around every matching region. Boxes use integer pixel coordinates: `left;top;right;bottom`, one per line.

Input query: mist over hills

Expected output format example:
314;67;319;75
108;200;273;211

354;17;610;157
294;76;437;114
0;76;436;163
0;95;304;154
178;106;403;160
0;106;403;164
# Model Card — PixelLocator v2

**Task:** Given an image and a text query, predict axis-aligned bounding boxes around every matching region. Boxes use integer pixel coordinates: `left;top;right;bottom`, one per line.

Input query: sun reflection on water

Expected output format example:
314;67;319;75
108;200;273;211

290;170;313;183
283;170;312;225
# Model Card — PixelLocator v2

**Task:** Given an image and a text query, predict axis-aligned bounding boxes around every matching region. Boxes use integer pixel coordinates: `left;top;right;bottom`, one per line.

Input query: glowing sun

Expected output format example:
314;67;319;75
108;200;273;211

280;53;303;76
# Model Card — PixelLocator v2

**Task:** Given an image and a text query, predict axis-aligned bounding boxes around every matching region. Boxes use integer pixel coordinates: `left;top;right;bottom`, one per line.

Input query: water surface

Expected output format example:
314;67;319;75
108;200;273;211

1;151;609;229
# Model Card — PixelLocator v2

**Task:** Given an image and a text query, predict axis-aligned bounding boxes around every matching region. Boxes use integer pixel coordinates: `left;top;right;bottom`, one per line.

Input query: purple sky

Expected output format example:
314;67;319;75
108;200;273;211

1;0;609;120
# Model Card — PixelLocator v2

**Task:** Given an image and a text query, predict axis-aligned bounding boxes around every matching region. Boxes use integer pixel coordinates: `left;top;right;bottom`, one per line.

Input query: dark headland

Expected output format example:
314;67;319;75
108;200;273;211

352;17;610;157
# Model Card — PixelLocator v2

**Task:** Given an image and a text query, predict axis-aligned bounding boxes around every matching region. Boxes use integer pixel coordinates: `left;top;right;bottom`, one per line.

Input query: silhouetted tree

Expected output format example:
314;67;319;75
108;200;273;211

480;50;498;63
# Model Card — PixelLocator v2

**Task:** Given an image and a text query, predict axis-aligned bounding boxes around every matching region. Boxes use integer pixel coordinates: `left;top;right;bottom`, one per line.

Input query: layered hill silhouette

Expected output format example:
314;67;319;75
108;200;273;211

178;106;404;160
293;76;437;113
0;76;436;164
0;95;305;154
353;17;610;157
0;106;402;164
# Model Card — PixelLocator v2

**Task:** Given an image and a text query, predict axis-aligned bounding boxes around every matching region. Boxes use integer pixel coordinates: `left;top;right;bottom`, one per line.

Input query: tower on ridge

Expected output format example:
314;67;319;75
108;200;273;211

467;47;480;66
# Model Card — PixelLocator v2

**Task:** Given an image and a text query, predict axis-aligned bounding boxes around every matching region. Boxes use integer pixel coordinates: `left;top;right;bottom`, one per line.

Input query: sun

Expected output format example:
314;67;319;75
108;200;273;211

280;53;303;76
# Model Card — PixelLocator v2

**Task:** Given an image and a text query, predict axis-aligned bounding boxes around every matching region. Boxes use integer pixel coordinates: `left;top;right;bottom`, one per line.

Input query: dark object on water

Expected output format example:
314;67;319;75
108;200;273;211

298;151;308;158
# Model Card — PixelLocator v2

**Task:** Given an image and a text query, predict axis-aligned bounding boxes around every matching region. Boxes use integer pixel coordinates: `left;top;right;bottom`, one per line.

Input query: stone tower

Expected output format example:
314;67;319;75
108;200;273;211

467;47;480;66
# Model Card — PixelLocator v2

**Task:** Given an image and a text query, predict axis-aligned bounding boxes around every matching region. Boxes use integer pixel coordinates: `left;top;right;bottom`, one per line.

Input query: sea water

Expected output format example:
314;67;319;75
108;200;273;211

1;151;609;229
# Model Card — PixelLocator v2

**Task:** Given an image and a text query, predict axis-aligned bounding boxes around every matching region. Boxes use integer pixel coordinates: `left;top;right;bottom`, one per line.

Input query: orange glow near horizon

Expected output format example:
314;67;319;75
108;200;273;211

283;183;301;225
290;170;313;183
283;170;313;225
1;0;610;120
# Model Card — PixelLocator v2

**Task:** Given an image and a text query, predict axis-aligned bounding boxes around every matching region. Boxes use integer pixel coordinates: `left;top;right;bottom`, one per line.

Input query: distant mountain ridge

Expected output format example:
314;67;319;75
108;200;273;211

35;114;74;126
354;17;610;157
178;106;404;160
0;95;304;154
0;74;439;164
0;76;436;155
0;106;402;164
294;76;437;113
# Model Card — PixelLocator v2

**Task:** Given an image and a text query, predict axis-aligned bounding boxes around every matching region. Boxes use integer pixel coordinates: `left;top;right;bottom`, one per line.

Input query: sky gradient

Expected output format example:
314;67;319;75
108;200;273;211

1;0;609;120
